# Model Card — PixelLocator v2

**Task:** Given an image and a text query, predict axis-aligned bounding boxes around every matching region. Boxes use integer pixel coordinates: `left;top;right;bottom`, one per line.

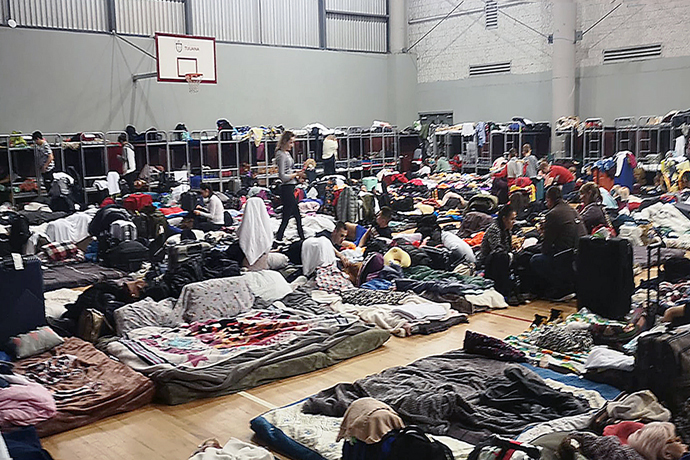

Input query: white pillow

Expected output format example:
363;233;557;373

442;231;476;264
241;270;292;303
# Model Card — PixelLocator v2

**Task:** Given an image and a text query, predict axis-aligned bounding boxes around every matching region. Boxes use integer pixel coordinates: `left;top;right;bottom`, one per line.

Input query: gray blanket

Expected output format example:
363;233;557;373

302;351;591;444
632;246;686;269
108;289;390;404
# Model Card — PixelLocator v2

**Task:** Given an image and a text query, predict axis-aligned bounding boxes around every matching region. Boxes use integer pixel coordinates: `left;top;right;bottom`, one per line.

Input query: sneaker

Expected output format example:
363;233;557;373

551;292;576;302
549;308;563;322
530;314;547;328
507;295;521;307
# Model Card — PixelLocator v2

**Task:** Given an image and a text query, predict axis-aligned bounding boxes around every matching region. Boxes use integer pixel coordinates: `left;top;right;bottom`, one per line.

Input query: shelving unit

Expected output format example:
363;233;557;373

614;117;637;153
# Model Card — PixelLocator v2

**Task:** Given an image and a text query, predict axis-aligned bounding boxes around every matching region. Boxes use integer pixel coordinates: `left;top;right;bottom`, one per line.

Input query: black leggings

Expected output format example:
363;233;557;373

485;252;512;297
277;184;304;240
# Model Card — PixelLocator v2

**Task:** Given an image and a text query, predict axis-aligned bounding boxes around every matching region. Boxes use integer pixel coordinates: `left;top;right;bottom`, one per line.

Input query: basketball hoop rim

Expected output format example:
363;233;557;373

185;73;203;82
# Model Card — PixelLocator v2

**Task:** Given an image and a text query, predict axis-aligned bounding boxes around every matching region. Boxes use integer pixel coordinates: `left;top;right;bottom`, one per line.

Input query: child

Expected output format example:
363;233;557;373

32;131;55;192
358;206;393;247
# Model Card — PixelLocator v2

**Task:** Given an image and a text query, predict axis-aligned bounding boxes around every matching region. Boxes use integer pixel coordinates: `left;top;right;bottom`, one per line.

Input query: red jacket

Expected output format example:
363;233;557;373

548;165;575;185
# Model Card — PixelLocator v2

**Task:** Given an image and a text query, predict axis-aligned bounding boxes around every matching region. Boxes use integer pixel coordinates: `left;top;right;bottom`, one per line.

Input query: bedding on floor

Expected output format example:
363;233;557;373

12;337;155;437
42;263;128;292
250;353;622;460
106;290;390;404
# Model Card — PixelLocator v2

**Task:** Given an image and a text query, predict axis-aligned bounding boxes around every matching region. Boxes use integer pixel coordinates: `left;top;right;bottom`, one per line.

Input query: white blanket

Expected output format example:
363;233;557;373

301;237;337;276
45;208;97;244
238;197;274;266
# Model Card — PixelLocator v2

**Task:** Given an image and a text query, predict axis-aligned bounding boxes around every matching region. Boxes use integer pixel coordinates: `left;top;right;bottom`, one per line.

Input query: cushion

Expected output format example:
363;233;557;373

114;297;178;336
9;326;63;359
241;270;293;303
42;242;80;262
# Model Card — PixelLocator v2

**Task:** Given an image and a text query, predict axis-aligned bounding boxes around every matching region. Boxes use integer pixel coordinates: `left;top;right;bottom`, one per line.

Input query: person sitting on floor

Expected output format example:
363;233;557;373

358;207;393;248
288;221;352;267
530;186;586;300
193;183;225;232
540;161;576;196
477;204;522;306
578;182;609;234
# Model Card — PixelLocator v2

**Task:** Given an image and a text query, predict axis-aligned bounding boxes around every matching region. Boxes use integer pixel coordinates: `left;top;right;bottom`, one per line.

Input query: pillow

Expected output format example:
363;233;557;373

114;297;178;336
241;270;292;303
9;326;63;359
42;242;80;262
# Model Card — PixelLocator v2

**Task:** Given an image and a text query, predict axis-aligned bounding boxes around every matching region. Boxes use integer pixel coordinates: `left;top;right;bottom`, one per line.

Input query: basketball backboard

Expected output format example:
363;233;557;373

155;33;217;83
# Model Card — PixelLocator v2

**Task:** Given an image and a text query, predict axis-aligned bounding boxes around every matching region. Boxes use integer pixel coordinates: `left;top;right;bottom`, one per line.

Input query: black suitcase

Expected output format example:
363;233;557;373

167;241;212;269
576;236;633;320
0;256;46;349
104;240;148;272
636;327;690;411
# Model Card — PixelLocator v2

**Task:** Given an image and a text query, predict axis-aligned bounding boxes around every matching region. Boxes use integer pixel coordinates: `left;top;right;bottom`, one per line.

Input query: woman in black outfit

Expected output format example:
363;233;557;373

275;131;305;242
478;204;520;305
578;182;608;234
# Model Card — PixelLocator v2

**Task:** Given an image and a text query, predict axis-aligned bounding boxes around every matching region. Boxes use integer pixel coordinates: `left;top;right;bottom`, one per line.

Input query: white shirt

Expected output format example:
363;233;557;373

122;143;136;175
199;194;225;224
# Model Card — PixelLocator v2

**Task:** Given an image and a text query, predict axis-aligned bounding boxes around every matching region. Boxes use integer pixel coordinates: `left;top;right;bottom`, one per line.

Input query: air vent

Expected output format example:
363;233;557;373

603;44;661;63
485;1;498;29
469;62;511;77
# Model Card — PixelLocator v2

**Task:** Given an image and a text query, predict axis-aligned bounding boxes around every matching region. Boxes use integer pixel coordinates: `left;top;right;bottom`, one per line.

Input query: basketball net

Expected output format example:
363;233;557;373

185;73;203;93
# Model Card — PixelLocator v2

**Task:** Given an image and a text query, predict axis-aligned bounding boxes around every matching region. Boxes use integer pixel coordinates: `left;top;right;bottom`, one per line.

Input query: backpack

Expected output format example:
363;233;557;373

385;427;453;460
0;212;31;254
468;435;541;460
180;191;199;213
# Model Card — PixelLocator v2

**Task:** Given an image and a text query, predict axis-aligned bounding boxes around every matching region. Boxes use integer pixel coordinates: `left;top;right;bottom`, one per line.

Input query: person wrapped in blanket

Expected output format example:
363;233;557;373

477;203;523;306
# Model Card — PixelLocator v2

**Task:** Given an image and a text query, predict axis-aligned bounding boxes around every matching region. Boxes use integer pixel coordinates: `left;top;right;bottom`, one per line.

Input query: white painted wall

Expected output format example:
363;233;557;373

0;27;418;133
411;0;690;123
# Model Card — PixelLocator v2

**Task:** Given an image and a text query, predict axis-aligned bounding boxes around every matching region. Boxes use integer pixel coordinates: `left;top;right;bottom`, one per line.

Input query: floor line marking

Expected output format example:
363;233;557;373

238;391;278;410
486;311;533;323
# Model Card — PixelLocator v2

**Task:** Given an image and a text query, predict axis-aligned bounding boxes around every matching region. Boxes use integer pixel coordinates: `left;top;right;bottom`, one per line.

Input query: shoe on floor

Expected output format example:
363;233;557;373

550;292;576;302
530;314;547;328
549;308;563;322
507;295;521;307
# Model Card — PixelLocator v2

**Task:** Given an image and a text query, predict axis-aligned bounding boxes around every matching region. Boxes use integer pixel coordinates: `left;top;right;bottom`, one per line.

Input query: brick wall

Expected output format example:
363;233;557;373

410;0;690;84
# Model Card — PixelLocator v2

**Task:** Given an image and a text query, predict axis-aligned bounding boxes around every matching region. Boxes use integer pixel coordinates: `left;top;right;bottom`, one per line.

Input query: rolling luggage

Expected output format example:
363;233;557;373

123;193;153;211
636;327;690;411
110;220;137;242
104;240;148;272
168;241;212;268
576;236;633;320
0;256;46;349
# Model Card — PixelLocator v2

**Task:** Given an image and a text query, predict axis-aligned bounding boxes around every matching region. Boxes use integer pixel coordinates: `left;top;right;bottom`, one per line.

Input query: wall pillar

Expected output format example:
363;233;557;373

552;0;577;145
389;0;407;54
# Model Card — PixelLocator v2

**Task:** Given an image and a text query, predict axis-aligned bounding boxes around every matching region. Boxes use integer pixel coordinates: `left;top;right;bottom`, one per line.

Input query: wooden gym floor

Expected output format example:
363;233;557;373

40;299;576;460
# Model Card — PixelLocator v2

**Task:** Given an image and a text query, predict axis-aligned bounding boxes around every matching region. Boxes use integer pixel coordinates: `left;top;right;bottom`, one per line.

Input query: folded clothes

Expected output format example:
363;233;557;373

391;303;448;321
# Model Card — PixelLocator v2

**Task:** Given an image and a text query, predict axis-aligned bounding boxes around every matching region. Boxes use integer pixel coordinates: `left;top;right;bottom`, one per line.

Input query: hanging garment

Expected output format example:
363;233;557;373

237;197;273;266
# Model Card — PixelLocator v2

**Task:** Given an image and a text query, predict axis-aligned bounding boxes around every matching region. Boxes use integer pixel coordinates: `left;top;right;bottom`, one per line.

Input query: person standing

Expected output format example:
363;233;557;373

275;131;305;242
322;135;337;176
522;143;538;179
118;133;137;193
506;148;523;186
32;131;55;193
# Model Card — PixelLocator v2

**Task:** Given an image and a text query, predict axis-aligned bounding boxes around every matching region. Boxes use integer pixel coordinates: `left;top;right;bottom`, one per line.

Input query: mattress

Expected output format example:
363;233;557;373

250;359;621;460
107;307;390;405
12;337;155;437
42;263;128;292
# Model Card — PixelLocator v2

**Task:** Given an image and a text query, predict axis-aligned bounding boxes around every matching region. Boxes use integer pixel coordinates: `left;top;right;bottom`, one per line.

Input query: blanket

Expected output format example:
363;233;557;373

302;350;591;445
107;295;390;404
42;263;128;292
12;337;155;436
